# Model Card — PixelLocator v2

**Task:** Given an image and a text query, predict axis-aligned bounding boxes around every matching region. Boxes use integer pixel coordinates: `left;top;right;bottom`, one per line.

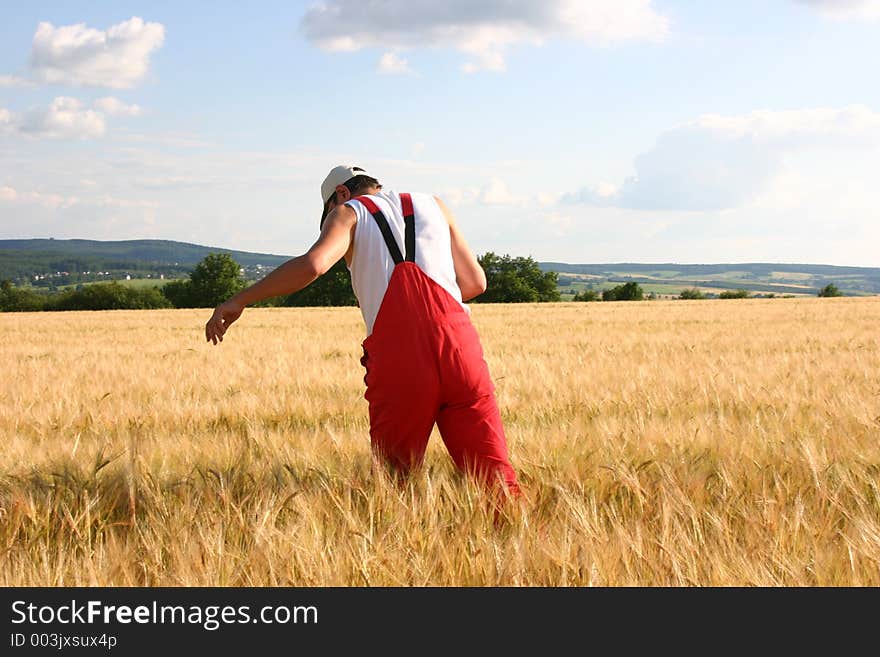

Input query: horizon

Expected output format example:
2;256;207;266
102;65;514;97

2;2;879;267
3;236;878;271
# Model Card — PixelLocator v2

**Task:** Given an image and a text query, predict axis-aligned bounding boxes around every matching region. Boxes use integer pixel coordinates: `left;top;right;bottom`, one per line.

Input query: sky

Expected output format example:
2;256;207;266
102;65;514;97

1;0;879;266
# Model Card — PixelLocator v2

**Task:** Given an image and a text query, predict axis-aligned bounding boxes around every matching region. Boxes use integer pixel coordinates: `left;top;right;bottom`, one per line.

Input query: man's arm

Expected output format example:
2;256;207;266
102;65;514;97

205;204;355;344
434;195;487;302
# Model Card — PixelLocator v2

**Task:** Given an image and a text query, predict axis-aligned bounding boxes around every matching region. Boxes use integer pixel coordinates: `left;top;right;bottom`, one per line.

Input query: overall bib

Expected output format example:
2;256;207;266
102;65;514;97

355;193;520;497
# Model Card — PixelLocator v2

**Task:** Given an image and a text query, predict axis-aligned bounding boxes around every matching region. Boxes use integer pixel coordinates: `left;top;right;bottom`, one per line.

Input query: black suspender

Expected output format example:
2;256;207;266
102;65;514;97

354;194;415;264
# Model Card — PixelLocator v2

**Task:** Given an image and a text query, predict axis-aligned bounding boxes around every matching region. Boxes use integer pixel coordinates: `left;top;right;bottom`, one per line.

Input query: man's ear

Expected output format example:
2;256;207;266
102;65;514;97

336;184;352;202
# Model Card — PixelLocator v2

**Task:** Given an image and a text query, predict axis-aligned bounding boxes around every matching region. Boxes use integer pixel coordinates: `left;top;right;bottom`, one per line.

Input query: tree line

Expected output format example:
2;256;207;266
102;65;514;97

0;253;849;312
674;283;843;300
0;252;561;312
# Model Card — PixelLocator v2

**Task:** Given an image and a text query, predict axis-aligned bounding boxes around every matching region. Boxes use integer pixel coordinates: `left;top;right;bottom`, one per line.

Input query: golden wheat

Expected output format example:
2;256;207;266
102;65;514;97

1;297;878;585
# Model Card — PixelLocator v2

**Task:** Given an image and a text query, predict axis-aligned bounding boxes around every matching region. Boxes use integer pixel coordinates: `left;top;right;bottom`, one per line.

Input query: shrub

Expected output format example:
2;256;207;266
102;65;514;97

719;289;750;299
818;284;843;297
0;280;48;311
679;288;705;300
49;281;172;310
603;282;644;301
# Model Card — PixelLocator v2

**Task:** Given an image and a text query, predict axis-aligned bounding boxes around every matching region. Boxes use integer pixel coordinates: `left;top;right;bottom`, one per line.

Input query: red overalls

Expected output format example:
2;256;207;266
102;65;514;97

355;193;521;498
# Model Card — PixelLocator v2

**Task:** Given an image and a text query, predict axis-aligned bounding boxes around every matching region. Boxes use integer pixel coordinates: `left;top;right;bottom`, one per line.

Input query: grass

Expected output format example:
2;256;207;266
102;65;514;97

1;297;879;585
50;277;185;291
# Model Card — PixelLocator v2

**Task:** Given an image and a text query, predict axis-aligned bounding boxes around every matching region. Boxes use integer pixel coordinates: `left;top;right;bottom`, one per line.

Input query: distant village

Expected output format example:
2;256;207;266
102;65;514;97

26;263;274;288
32;271;166;282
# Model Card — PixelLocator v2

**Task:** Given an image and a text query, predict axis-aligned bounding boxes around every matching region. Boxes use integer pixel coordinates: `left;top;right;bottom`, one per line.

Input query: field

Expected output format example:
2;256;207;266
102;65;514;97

49;277;185;291
556;272;816;299
1;298;879;585
545;262;880;296
557;281;806;299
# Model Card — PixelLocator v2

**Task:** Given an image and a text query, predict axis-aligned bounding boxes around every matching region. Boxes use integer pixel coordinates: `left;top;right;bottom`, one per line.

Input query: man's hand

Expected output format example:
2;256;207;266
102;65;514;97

205;300;244;345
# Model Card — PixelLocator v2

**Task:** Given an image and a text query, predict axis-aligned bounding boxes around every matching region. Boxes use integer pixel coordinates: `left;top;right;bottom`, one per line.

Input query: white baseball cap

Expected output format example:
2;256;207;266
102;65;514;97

321;164;372;206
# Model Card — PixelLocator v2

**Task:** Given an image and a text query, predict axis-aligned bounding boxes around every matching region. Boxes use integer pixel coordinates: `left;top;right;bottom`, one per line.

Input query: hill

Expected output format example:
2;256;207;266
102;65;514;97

0;238;291;288
1;238;877;296
541;262;880;297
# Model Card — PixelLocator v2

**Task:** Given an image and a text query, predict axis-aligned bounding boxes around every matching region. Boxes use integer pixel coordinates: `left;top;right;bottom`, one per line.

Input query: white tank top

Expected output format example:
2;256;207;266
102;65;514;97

345;189;469;335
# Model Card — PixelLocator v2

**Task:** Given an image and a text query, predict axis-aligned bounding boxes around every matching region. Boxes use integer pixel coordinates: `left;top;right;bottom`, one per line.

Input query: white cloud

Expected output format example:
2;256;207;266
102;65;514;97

693;105;880;144
437;186;479;206
536;191;562;206
1;96;146;140
8;189;79;209
0;74;34;88
29;17;165;88
480;177;526;205
438;178;561;209
462;50;506;74
568;182;618;206
539;211;573;237
377;52;413;75
568;105;880;211
93;96;143;117
0;108;12;135
16;97;106;139
301;0;669;73
797;0;880;19
0;184;159;211
90;195;157;209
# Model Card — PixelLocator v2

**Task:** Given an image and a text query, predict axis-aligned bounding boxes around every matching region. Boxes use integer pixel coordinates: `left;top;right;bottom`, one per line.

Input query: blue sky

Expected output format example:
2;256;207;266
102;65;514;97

1;0;879;266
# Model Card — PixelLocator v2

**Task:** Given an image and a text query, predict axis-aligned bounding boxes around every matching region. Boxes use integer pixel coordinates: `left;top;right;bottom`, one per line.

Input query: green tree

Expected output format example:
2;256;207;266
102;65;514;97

162;253;245;308
285;259;357;307
160;279;197;308
190;253;246;307
818;283;843;297
603;282;644;301
474;252;560;303
679;287;705;300
719;288;750;299
0;279;48;312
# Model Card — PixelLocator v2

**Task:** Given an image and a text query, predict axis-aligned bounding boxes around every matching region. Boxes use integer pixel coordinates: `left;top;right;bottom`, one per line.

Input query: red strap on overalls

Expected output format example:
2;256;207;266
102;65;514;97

400;193;415;262
354;194;415;264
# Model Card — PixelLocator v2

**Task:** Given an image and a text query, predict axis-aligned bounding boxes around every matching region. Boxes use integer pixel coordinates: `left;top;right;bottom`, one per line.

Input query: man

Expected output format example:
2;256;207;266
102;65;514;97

205;165;520;498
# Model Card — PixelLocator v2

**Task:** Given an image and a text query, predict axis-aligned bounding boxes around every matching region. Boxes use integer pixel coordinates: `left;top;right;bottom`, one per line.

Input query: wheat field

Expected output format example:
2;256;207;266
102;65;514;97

1;297;879;586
